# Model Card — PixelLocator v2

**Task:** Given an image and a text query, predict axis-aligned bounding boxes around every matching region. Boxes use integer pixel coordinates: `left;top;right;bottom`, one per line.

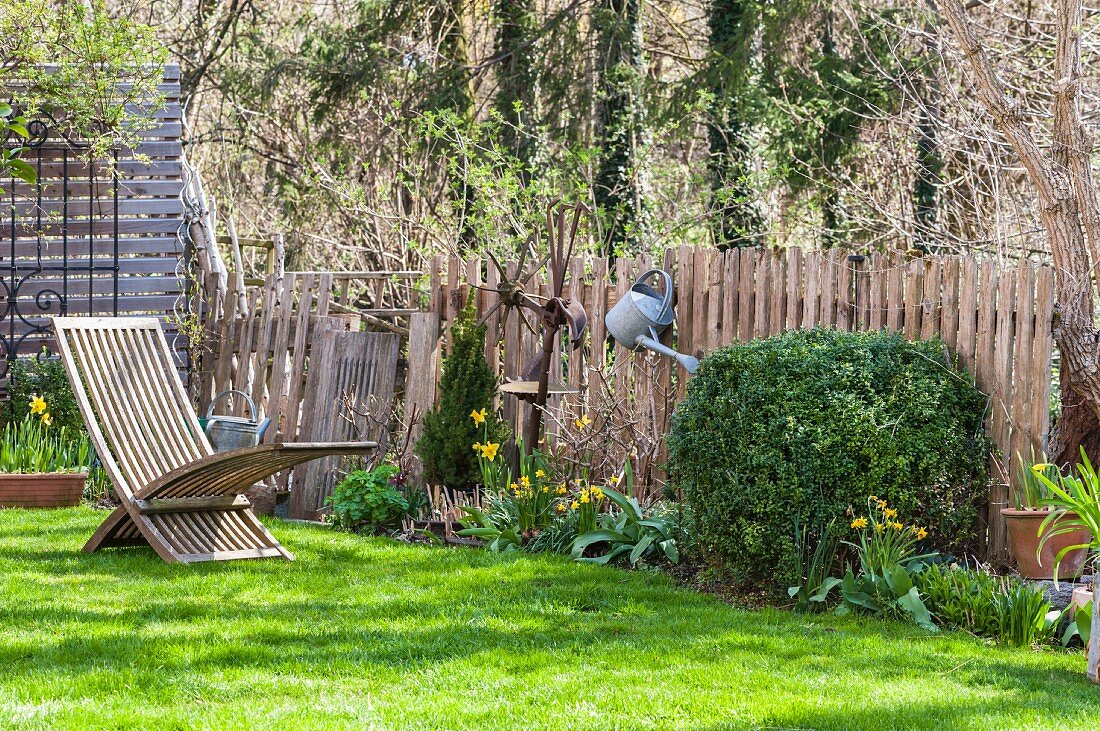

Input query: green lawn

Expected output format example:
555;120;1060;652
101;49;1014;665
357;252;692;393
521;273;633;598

1;508;1097;730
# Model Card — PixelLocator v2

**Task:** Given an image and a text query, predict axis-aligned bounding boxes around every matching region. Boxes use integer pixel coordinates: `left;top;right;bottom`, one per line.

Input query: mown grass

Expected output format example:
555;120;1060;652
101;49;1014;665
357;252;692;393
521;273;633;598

0;507;1096;730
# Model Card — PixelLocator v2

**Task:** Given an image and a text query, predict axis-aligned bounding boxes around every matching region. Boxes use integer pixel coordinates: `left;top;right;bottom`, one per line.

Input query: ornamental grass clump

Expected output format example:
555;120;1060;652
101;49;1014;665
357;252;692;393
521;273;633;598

667;327;992;590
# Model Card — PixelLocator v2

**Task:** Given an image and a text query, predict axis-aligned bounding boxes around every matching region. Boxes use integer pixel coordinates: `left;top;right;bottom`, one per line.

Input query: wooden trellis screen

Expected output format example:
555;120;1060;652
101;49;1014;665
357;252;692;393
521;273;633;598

6;64;188;364
418;246;1055;563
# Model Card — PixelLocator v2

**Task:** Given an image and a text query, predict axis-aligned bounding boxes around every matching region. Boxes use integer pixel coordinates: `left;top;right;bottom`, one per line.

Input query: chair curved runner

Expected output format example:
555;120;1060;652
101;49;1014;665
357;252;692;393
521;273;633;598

53;317;377;563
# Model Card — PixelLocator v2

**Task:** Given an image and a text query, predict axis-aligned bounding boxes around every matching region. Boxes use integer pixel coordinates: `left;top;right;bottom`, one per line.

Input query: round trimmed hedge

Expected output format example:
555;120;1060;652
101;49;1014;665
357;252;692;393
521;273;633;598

667;328;992;588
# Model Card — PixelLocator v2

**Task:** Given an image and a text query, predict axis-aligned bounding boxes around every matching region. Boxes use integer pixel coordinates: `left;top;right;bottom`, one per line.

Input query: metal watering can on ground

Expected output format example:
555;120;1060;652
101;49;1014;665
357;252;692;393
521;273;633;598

605;269;699;373
202;389;271;452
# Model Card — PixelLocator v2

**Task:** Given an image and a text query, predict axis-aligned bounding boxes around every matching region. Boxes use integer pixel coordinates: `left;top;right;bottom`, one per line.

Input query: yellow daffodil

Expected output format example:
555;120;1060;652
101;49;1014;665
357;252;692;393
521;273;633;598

574;414;593;430
875;499;888;510
536;469;546;478
883;508;898;520
591;487;604;499
580;494;590;504
889;521;903;531
520;475;531;488
555;485;567;496
556;503;567;514
470;408;487;426
1031;463;1054;472
573;478;583;485
472;441;483;453
28;395;46;415
570;500;579;510
915;527;928;540
874;523;885;534
510;482;519;492
480;442;500;462
850;516;868;529
541;485;549;493
41;413;52;426
609;475;620;485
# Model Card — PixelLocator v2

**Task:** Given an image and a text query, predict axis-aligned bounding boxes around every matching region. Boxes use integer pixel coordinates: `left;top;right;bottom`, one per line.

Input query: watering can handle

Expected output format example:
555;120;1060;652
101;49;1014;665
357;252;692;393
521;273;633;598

636;269;674;322
205;389;261;422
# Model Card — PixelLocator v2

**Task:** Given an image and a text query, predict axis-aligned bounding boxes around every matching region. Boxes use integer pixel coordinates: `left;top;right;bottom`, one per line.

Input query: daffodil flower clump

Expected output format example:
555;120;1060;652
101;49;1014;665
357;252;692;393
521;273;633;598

466;408;620;539
847;496;930;577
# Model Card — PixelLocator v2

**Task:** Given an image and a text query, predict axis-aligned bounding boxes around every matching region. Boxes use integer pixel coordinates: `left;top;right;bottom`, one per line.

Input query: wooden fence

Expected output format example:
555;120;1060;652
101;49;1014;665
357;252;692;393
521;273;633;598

194;269;415;517
416;247;1055;563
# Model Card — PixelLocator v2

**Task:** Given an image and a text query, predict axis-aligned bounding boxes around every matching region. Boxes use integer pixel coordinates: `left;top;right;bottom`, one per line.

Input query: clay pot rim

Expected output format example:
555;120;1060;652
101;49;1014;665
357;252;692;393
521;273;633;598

0;472;87;478
1000;507;1080;518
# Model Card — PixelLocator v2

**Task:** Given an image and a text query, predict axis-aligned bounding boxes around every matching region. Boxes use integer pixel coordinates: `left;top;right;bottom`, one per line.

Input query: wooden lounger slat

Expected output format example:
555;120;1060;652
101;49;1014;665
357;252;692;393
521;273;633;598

53;316;377;564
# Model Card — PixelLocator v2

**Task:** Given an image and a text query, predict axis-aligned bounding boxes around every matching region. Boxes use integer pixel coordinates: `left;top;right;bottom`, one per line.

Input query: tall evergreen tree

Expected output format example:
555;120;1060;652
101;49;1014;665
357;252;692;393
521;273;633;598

593;0;647;255
706;0;762;249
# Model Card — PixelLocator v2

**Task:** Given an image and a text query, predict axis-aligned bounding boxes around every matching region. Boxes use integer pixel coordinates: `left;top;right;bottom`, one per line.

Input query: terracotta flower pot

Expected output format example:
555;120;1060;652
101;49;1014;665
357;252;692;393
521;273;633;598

1001;508;1091;580
0;473;87;508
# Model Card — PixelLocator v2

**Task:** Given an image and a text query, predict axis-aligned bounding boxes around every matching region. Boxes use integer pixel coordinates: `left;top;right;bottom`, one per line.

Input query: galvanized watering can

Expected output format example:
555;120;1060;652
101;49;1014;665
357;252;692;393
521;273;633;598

203;389;271;452
605;269;699;373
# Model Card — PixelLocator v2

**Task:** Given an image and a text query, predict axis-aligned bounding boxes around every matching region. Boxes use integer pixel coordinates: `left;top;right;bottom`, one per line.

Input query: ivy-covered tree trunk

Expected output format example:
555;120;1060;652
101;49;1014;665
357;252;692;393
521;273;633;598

436;0;479;251
706;0;761;249
912;20;942;253
594;0;648;255
494;0;539;170
818;6;842;248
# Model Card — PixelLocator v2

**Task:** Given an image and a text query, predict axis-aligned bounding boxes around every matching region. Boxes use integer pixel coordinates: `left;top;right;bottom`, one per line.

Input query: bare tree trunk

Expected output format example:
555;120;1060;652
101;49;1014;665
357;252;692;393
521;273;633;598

939;0;1100;682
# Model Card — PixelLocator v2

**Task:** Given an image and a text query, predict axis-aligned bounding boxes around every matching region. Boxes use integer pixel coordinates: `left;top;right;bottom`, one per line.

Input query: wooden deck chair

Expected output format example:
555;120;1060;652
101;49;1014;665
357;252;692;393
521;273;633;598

53;317;377;564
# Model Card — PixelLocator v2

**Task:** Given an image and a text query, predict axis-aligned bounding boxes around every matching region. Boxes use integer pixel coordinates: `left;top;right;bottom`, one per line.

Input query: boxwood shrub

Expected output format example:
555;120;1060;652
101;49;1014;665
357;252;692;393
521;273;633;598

667;327;992;588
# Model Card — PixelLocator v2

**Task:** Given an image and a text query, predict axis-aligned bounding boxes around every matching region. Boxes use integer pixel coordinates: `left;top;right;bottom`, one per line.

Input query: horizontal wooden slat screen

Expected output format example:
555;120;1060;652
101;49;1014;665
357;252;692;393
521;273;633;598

3;65;187;362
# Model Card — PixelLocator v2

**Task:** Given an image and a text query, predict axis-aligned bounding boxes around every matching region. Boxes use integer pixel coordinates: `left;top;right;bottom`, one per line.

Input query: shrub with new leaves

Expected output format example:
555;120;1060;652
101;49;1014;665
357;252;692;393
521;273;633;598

326;465;410;533
667;327;992;589
416;299;508;491
6;355;82;434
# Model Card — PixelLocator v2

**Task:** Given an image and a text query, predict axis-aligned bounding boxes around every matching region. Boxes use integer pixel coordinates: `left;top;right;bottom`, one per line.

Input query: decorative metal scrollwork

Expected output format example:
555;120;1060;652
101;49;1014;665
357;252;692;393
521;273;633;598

2;109;121;383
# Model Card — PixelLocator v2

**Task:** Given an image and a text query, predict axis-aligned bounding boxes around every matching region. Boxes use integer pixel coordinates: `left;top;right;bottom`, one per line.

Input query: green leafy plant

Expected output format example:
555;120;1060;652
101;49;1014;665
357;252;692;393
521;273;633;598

459;430;612;550
1031;448;1100;581
1064;600;1093;648
0;104;35;190
0;415;91;474
454;505;524;553
917;563;1003;638
917;563;1059;646
416;299;508;491
992;580;1060;647
788;518;841;613
326;465;410;533
570;487;681;567
667;328;991;589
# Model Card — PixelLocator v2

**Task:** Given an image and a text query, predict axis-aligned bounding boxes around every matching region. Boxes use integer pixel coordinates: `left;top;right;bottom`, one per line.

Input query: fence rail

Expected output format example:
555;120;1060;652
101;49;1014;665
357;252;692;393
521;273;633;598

418;246;1055;564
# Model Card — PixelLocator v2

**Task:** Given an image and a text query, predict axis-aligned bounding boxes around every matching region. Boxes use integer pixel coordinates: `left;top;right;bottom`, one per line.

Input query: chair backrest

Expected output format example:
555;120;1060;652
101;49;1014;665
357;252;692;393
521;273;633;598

53;317;213;500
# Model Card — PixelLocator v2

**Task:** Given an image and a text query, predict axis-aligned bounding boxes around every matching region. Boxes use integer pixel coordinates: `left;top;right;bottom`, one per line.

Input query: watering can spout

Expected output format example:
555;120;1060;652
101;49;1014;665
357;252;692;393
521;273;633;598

634;335;699;374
